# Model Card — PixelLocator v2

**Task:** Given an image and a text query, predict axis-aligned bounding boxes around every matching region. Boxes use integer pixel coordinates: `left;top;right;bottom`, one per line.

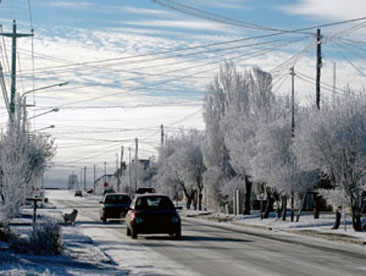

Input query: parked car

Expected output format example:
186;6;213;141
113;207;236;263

100;193;131;223
125;194;181;239
74;190;82;197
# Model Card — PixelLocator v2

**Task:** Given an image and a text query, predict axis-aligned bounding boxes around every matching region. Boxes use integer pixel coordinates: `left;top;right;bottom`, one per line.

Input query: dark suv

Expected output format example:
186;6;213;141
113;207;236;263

125;194;181;239
100;193;131;223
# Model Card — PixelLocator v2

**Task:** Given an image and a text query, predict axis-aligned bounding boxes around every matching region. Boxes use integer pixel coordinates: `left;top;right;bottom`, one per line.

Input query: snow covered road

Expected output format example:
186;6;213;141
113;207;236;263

48;190;366;276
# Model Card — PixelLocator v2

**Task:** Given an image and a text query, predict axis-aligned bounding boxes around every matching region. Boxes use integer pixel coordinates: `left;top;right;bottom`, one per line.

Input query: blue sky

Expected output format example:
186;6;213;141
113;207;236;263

0;0;365;187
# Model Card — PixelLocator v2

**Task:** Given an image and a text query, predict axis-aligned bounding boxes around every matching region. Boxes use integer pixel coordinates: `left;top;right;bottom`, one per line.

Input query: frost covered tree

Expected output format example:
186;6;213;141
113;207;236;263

202;68;229;211
155;129;205;210
293;95;366;231
250;106;318;221
0;98;55;220
203;63;276;214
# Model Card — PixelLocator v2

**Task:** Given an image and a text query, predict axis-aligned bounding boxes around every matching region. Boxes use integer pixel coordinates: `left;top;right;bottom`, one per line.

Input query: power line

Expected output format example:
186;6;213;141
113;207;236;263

150;0;311;34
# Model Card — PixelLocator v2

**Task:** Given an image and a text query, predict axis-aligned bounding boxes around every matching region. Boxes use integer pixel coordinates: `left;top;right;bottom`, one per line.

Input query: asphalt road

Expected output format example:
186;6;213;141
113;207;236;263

50;192;366;276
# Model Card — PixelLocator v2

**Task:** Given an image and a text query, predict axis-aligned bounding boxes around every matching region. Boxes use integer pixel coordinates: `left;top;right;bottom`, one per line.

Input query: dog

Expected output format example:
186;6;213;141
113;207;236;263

63;209;78;226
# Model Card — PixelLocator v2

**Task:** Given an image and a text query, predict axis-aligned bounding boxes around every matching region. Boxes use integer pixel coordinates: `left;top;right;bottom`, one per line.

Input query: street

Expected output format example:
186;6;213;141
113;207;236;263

48;191;366;276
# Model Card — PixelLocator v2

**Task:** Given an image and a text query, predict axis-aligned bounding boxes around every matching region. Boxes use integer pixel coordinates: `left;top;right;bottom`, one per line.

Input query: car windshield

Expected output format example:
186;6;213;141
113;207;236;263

135;196;174;210
104;195;130;204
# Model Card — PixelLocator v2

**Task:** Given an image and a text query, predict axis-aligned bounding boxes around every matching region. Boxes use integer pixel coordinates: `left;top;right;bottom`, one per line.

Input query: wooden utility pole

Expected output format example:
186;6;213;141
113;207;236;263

79;169;82;190
0;20;33;114
83;166;87;191
290;67;296;138
161;124;164;148
93;164;96;195
128;147;132;193
315;30;322;218
332;62;337;95
316;29;322;109
120;146;124;192
104;162;107;182
134;138;138;192
116;153;119;192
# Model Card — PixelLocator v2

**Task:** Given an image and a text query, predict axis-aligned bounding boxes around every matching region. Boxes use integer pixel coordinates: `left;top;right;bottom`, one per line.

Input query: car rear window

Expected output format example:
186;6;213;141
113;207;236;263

105;195;130;204
135;196;174;210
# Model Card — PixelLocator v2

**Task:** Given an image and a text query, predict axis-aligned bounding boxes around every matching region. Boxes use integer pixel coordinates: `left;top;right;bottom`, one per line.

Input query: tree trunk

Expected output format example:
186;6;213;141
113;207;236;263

296;196;306;222
263;196;272;219
186;198;191;210
276;203;282;219
243;176;252;215
352;206;362;232
282;196;287;221
313;193;320;219
193;190;198;210
290;192;294;222
198;191;203;211
332;208;341;230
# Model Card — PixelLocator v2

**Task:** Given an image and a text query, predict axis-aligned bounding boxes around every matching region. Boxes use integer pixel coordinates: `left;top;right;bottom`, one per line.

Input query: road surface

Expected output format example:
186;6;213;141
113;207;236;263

48;191;366;276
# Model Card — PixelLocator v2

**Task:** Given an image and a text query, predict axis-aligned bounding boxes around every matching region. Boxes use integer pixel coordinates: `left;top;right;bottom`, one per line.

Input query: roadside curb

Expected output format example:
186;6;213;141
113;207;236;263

286;229;366;246
230;221;273;231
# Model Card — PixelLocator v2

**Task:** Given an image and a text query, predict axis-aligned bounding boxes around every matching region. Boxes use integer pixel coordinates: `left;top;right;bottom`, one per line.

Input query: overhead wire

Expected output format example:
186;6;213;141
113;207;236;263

57;36;310;107
150;0;312;34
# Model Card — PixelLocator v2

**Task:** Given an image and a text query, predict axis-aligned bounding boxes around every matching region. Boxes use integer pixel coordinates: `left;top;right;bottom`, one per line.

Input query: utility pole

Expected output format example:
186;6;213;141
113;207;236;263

93;164;96;195
161;124;164;148
104;162;107;182
332;62;337;95
116;153;120;192
135;138;138;192
129;147;132;193
290;67;296;138
83;166;87;191
315;30;323;219
290;67;296;222
0;20;33;114
316;29;322;110
120;146;124;192
79;169;82;190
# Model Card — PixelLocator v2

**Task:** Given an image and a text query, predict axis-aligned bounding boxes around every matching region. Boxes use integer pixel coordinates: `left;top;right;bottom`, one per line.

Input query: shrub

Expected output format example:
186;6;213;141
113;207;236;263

29;219;62;255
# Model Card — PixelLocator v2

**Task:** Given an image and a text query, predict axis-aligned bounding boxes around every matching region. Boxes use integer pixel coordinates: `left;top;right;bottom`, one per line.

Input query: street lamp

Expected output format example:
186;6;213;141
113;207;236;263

33;125;55;132
20;81;68;99
28;107;59;120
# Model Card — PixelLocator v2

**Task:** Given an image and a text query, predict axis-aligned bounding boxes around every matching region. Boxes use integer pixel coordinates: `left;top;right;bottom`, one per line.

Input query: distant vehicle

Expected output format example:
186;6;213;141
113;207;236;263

125;194;181;239
135;187;155;194
100;193;131;223
74;190;82;197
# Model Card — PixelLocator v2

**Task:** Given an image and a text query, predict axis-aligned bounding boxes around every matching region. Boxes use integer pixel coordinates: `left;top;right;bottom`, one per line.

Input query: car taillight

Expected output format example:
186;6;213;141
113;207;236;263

130;210;136;221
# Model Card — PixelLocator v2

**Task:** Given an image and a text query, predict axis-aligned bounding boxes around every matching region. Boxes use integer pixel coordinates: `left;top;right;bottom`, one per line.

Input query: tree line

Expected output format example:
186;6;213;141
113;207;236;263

153;62;366;232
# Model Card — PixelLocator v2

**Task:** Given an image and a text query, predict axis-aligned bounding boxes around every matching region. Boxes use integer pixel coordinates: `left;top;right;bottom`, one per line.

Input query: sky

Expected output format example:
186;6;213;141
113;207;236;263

0;0;365;188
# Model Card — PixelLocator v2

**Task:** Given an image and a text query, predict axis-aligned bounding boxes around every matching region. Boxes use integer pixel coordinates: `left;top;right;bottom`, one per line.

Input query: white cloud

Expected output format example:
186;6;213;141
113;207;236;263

281;0;366;20
119;6;173;17
121;19;228;32
49;1;94;9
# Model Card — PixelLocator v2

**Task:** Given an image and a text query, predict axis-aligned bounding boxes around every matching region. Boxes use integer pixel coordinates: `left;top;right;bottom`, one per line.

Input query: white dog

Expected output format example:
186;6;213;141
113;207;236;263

63;209;78;225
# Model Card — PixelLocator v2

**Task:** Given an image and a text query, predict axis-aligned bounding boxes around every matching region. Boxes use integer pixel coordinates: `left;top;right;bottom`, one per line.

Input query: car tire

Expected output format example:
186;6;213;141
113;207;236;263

126;227;131;236
174;229;182;240
131;228;138;239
